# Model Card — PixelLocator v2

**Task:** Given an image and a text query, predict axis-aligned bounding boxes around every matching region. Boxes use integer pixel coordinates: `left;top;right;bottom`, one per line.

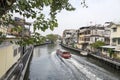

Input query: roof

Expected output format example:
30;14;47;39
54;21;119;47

101;45;116;49
114;49;120;52
79;26;90;29
6;35;16;38
79;26;104;30
101;45;120;52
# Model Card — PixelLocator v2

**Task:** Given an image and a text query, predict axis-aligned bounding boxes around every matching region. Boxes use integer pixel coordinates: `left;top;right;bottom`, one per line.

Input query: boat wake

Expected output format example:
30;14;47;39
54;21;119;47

67;58;102;80
50;51;118;80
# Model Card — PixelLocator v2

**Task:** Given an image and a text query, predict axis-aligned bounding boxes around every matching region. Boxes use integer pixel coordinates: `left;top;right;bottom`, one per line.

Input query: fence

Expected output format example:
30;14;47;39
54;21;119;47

1;46;33;80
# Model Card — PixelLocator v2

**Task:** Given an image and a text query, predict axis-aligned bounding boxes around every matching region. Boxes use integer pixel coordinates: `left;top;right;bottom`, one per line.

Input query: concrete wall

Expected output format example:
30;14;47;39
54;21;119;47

90;37;104;44
110;25;120;46
116;53;120;59
0;25;7;35
111;25;120;38
0;44;21;78
77;44;82;49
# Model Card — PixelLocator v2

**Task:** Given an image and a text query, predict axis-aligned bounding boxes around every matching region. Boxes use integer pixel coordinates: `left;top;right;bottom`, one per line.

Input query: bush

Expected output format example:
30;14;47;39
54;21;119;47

0;32;6;44
91;41;105;49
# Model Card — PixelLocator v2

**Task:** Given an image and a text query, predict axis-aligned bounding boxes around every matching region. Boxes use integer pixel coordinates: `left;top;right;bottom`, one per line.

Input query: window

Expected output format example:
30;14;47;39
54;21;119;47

112;28;117;32
18;47;22;53
118;38;120;44
13;49;17;57
86;38;90;41
112;38;116;43
88;30;90;34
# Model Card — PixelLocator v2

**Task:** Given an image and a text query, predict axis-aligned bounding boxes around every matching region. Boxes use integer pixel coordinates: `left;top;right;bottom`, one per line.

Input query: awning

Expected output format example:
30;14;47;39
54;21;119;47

114;49;120;52
101;45;116;49
6;35;16;38
101;45;120;52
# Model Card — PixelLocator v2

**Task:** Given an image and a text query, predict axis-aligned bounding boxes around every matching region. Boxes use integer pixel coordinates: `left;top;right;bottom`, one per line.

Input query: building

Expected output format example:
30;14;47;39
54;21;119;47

0;25;7;35
77;26;90;50
0;17;31;78
0;17;8;35
62;29;78;47
0;42;22;78
101;22;120;59
104;24;111;45
77;25;110;50
7;17;31;37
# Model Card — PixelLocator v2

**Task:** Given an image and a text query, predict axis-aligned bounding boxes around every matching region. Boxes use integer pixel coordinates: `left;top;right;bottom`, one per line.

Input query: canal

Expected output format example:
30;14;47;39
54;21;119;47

25;44;120;80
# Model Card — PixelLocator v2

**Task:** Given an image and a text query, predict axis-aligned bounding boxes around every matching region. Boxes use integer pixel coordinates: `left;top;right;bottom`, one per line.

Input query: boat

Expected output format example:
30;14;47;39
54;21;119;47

56;49;71;59
80;51;88;56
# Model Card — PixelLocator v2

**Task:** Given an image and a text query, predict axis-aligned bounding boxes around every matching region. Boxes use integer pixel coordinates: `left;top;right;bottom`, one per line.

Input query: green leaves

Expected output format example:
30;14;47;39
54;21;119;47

1;0;75;33
0;32;6;44
49;0;53;4
49;19;58;30
108;48;115;58
11;26;23;33
91;41;105;49
0;0;78;46
44;0;49;6
46;34;58;43
33;13;58;32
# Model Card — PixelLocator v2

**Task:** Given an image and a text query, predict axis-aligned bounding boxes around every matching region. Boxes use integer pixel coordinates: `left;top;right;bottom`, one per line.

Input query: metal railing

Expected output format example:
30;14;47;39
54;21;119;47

1;46;33;80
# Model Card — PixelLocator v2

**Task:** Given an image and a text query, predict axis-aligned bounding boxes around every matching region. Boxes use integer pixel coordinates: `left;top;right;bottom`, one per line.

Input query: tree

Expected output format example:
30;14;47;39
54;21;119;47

91;41;105;51
0;0;76;28
108;48;115;58
46;34;58;43
0;0;87;46
0;32;6;44
0;0;87;16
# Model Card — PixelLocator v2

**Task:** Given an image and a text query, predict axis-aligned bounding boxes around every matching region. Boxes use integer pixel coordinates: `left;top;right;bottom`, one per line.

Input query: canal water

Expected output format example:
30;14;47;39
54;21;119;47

25;44;120;80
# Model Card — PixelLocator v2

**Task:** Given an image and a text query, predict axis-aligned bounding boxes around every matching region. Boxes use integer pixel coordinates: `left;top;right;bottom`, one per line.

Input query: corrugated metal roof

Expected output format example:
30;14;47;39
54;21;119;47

101;45;116;49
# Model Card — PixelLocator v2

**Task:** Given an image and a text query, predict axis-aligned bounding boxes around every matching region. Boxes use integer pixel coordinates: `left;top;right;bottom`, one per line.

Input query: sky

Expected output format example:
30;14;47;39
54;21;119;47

39;0;120;36
15;0;120;36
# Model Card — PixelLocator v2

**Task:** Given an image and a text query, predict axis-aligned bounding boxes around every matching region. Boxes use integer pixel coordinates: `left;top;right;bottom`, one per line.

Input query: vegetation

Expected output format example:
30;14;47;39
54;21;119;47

0;32;6;44
91;41;105;49
108;48;115;58
0;0;87;46
46;34;58;43
15;32;47;46
0;0;76;30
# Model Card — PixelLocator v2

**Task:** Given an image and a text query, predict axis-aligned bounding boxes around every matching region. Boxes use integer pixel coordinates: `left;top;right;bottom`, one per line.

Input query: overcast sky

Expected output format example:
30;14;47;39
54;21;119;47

17;0;120;36
39;0;120;36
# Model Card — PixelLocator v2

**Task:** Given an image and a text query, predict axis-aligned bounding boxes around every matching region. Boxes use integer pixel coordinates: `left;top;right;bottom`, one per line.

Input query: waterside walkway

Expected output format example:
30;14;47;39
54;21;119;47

1;46;33;80
61;43;120;69
88;53;120;69
60;43;82;52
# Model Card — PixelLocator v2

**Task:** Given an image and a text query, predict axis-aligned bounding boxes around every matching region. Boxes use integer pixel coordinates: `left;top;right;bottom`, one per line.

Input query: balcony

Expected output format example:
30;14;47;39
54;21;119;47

115;46;120;50
111;43;116;46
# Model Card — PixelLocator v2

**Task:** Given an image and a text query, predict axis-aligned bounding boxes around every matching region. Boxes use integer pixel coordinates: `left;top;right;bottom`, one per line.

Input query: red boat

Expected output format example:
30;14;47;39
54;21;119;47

56;49;71;59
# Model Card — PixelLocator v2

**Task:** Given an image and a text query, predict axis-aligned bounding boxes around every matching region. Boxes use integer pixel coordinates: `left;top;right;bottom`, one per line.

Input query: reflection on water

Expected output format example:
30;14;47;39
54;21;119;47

25;44;120;80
